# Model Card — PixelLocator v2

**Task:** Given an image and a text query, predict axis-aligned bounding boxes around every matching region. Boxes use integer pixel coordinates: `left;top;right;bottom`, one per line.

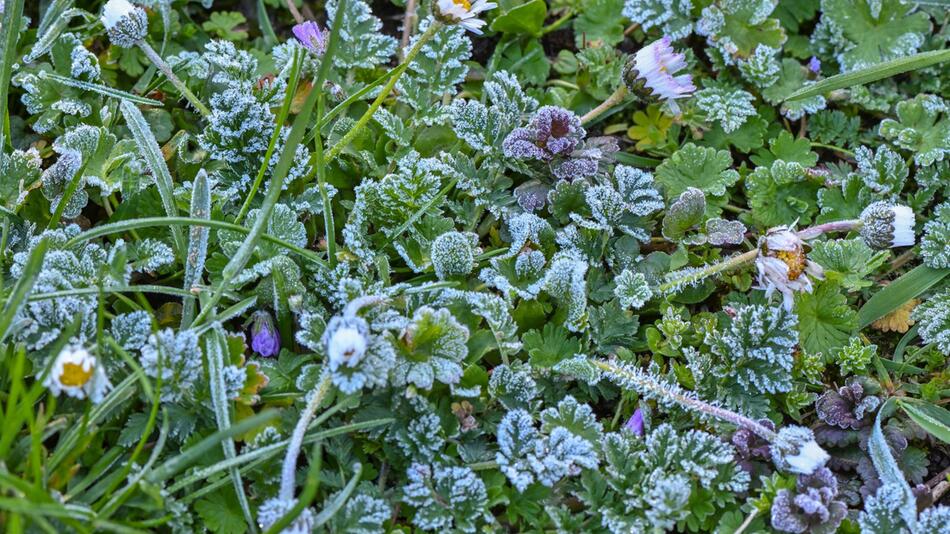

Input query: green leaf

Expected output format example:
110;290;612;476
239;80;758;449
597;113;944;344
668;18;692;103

750;130;818;168
202;11;249;41
195;491;248;534
898;399;950;445
654;143;739;214
879;94;950;167
490;0;547;36
808;238;889;292
795;281;856;355
787;49;950;101
746;160;820;228
522;323;581;368
573;0;626;46
857;265;950;329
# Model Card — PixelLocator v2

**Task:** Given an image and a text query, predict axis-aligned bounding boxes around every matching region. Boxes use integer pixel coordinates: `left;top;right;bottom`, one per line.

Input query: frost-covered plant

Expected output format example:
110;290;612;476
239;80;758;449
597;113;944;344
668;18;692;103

392;306;468;389
495;396;600;491
771;467;847;534
401;463;488;532
614;269;653;310
430;231;480;280
816;378;881;431
912;289;950;355
695;81;757;133
586;424;749;533
140;328;204;404
621;0;694;40
920;201;950;269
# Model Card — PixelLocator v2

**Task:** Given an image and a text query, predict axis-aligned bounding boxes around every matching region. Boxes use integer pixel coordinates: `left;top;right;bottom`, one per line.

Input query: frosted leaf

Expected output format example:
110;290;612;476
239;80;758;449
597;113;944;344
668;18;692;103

141;329;204;404
41;150;86;218
705;304;798;394
921;201;950;269
662;187;706;244
613;165;664;216
695;82;758;133
912;289;950;355
615;270;652;310
0;147;42;210
131;239;175;272
543;250;589;333
540;395;603;442
397;21;471;124
326;0;397;70
502;213;554;259
392;306;469;389
397;412;445;463
111;311;152;352
622;0;694;40
738;44;781;88
488;363;538;409
853;145;908;198
857;483;912;533
495;409;540;492
330;493;391;534
402;464;488;533
69;43;100;81
436;289;522;354
917;506;950;534
705;217;747;245
167;40;258;89
430;231;480;280
221;364;246;400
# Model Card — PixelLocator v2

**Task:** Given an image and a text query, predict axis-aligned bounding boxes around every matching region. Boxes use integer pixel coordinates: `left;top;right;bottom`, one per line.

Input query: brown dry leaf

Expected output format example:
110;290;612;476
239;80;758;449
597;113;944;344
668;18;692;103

871;298;919;333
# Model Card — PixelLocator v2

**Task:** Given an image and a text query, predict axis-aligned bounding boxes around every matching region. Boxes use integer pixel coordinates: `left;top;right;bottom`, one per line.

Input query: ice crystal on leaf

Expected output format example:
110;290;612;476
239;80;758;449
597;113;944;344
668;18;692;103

327;492;390;534
879;95;950;167
614;270;652;310
542;250;589;333
921;201;950;269
430;231;480;280
771;467;847;534
326;0;397;69
392;306;469;389
488;363;538;410
397;21;472;124
818;0;931;72
621;0;694;40
141;329;203;404
853;145;908;198
402;463;487;533
696;0;786;65
695;81;757;133
912;289;950;355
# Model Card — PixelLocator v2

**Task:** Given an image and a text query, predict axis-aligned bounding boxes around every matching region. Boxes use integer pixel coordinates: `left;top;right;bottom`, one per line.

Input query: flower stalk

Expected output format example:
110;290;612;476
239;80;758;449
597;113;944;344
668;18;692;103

279;373;332;500
580;85;627;125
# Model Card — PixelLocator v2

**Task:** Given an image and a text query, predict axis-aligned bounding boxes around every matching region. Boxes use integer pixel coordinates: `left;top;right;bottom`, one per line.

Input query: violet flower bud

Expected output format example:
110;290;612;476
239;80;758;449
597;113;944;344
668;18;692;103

623;408;645;436
250;311;280;357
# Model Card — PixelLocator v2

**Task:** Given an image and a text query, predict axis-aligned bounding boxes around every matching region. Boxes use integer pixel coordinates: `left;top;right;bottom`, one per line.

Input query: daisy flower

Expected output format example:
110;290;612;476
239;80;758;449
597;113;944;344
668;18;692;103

292;20;327;56
434;0;497;35
43;344;112;403
625;37;696;113
755;225;824;311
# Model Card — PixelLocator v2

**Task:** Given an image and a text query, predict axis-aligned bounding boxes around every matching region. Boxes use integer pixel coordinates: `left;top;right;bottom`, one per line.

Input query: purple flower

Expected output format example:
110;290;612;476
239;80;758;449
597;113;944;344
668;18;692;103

808;56;821;74
503;106;586;162
623;408;644;436
292;21;327;56
771;468;847;534
626;37;696;113
250;311;280;357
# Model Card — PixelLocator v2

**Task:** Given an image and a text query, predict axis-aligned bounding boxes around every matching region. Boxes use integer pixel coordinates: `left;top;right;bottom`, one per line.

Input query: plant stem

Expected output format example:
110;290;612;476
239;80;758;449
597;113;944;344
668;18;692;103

594;360;778;442
138;41;210;117
324;21;442;163
580;85;628;125
659;249;759;294
795;219;861;240
279;374;332;500
398;0;419;59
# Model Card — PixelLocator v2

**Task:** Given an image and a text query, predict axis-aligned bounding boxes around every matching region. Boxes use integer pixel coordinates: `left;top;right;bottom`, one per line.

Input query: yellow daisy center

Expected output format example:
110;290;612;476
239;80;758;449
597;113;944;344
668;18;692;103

774;250;806;281
60;362;94;387
453;0;472;10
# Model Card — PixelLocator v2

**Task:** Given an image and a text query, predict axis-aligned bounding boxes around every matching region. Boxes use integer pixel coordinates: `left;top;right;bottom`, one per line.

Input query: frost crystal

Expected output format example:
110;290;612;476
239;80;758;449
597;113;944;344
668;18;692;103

771;467;847;534
488;363;538;409
621;0;694;40
705;304;798;394
402;463;487;533
392;306;469;389
257;497;315;534
912;289;950;355
614;270;652;310
921;201;950;269
430;231;480;280
695;82;757;133
141;329;203;404
503;106;585;161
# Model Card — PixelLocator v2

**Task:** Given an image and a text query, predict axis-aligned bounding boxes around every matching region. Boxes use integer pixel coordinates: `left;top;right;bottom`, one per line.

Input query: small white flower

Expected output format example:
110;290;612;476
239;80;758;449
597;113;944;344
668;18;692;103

434;0;497;34
43;344;112;403
772;425;829;475
327;324;368;369
860;201;916;249
627;37;696;113
101;0;148;48
755;225;824;311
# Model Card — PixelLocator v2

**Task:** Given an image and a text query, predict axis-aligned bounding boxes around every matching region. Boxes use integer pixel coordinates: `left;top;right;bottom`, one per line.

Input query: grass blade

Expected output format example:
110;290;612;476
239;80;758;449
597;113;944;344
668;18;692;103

858;265;950;329
786;49;950;102
0;0;25;150
0;237;49;342
37;71;164;107
181;170;211;326
119;100;186;255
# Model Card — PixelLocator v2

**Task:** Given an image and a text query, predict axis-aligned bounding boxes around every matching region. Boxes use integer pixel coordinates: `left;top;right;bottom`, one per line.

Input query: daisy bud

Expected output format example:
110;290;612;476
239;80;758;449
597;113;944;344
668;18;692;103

250;311;280;357
101;0;148;48
325;318;370;370
772;425;830;475
859;201;916;249
44;344;113;403
623;37;696;113
434;0;497;35
292;21;327;56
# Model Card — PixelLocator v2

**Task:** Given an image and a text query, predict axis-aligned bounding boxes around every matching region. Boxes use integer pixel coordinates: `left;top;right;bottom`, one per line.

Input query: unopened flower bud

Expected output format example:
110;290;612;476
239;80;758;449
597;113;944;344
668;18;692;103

772;426;829;475
101;0;148;48
250;311;280;357
860;201;915;249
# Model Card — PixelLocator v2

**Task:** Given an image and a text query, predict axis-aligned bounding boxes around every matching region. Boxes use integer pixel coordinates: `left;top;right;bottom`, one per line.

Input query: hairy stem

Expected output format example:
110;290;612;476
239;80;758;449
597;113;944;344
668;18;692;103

795;219;861;240
279;374;332;500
